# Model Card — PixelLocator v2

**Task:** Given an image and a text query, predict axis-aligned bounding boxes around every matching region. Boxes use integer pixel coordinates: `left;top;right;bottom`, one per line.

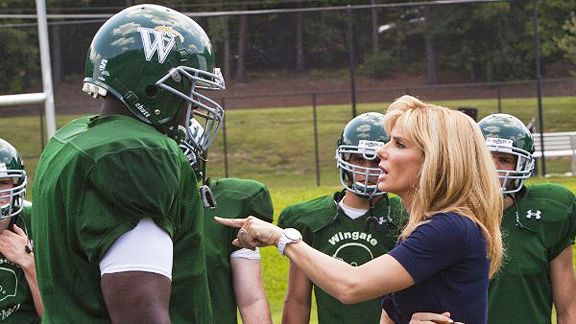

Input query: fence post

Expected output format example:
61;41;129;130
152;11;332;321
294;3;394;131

312;94;321;187
221;98;229;178
39;106;45;150
496;83;502;113
532;0;546;176
570;134;576;175
347;5;357;118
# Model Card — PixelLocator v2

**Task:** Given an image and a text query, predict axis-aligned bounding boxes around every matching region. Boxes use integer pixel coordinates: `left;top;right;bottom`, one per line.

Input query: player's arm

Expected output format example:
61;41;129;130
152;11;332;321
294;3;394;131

282;261;313;324
550;245;576;324
231;248;272;324
22;258;44;317
101;272;171;323
100;218;172;323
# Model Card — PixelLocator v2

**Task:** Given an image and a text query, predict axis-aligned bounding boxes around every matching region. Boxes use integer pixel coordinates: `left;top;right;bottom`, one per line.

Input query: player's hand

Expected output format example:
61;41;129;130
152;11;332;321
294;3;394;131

215;216;284;250
0;224;34;269
409;312;461;324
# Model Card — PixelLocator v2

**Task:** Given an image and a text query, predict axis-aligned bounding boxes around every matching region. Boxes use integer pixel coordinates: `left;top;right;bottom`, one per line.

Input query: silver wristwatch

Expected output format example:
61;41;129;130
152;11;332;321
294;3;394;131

277;228;302;255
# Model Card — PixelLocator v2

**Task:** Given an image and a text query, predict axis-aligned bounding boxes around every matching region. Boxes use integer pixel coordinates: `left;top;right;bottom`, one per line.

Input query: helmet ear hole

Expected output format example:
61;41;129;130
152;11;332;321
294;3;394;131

145;85;159;97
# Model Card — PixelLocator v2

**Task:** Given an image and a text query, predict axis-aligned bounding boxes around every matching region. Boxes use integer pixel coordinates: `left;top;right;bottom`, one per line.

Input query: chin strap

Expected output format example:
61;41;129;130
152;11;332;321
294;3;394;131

197;152;217;209
178;140;216;209
10;215;34;253
363;194;393;232
200;184;217;209
506;193;536;233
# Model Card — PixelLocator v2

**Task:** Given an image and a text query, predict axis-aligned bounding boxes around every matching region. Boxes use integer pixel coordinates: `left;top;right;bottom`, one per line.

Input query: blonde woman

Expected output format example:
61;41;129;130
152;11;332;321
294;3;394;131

217;95;503;324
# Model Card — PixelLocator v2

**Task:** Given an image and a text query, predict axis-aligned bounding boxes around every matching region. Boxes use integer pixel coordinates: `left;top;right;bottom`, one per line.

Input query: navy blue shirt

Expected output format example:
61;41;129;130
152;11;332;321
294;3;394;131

381;212;489;324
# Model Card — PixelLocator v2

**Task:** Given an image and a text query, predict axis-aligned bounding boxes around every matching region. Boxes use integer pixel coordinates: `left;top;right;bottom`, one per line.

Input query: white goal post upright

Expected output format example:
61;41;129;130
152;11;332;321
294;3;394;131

35;0;56;138
0;0;56;140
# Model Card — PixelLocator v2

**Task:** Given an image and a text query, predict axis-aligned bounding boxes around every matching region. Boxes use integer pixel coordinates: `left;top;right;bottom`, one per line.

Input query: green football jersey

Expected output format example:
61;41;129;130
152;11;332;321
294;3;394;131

0;207;40;323
32;115;211;323
203;178;274;324
488;184;576;324
278;191;407;324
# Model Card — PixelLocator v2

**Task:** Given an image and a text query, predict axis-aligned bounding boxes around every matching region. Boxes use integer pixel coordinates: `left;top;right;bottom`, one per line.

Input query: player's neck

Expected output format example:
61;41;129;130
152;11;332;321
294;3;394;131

503;195;515;209
99;97;133;118
342;191;379;209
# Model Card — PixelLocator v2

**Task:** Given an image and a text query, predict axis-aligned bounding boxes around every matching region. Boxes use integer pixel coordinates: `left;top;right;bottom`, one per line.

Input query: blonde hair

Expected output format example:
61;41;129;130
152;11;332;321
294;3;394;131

384;95;503;277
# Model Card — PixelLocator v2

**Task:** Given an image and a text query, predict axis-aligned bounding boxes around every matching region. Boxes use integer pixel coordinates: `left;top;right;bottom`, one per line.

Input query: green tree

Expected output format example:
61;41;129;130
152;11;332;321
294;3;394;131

533;0;576;58
424;2;533;81
0;0;41;94
0;28;41;94
556;12;576;72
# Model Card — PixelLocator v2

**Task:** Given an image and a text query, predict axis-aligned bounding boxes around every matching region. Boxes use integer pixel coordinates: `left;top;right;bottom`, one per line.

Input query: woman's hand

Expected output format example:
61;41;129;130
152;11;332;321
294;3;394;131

409;312;461;324
215;216;284;250
0;224;34;270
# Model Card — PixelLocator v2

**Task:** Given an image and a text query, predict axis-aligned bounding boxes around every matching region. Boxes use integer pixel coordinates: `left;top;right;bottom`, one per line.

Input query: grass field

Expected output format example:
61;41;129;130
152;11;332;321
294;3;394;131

0;96;574;323
2;96;576;190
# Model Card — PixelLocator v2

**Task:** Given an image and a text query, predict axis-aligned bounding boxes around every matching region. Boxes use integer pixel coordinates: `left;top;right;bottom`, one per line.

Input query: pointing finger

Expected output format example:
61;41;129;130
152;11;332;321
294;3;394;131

214;217;246;228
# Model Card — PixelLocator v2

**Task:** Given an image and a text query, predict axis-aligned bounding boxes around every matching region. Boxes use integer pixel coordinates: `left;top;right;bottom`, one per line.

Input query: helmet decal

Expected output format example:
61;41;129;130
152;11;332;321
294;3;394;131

357;140;384;160
138;27;178;64
485;137;514;153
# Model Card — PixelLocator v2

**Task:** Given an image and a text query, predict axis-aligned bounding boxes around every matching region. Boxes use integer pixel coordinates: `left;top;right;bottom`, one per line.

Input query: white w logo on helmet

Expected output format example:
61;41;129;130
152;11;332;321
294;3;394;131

138;27;177;64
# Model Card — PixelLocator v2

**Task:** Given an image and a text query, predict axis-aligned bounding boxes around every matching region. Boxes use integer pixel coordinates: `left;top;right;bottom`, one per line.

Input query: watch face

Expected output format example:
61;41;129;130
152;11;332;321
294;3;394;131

285;228;302;241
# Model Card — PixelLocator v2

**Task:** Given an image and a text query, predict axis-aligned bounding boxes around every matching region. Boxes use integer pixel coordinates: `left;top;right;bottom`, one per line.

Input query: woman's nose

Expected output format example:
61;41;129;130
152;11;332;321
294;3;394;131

376;145;387;160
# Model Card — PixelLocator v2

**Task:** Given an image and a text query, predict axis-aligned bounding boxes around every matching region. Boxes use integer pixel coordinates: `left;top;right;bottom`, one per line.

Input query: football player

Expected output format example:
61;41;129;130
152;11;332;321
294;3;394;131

181;122;273;324
203;177;273;324
479;113;576;324
32;4;224;322
0;139;42;322
277;112;407;324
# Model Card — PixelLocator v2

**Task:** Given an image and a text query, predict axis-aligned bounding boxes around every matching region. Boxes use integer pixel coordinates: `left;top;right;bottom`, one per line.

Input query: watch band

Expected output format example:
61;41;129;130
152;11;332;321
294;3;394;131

277;228;302;255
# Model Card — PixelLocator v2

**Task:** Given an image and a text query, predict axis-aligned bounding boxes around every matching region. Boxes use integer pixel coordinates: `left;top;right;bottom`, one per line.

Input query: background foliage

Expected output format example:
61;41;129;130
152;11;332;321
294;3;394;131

1;0;576;94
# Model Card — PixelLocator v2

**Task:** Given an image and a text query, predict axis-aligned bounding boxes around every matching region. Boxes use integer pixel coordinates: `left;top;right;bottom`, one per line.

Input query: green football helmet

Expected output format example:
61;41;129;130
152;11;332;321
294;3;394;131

83;4;225;154
478;113;535;194
336;112;389;198
0;139;26;219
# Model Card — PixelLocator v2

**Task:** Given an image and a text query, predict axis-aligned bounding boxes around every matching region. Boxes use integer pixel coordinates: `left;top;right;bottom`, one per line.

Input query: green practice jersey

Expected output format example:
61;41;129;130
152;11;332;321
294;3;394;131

278;191;407;324
488;184;576;324
32;115;211;323
203;178;274;324
0;207;40;323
